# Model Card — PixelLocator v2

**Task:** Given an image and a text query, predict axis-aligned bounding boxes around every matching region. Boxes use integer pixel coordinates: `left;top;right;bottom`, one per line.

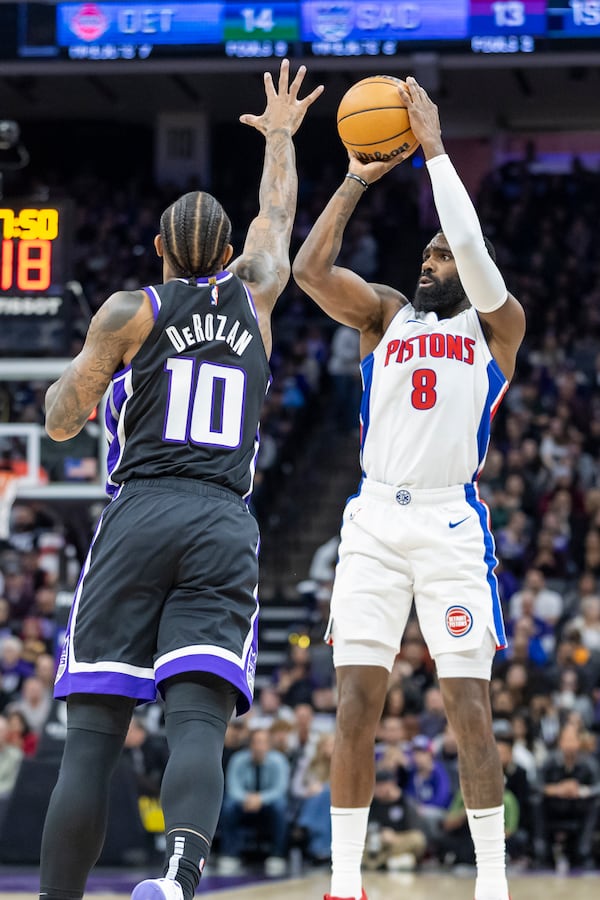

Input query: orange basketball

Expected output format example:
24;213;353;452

336;75;419;164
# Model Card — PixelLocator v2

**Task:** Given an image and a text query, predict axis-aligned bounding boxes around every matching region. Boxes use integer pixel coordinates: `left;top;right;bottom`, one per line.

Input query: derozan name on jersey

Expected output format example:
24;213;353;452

166;312;253;357
384;332;476;366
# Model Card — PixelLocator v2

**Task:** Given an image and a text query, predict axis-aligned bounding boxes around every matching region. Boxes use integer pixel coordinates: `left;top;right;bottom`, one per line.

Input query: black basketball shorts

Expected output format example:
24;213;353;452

54;478;260;714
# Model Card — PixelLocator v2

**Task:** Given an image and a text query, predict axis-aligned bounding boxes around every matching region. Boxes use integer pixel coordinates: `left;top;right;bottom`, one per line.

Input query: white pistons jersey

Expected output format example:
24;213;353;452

360;303;508;488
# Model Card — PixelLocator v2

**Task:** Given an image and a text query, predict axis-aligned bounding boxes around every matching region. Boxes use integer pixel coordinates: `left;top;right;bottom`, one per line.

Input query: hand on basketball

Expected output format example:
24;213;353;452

239;58;324;138
398;77;445;160
346;148;408;186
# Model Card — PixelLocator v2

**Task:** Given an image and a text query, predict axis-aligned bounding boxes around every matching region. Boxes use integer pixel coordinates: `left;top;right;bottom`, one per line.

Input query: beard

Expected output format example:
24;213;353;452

413;273;467;318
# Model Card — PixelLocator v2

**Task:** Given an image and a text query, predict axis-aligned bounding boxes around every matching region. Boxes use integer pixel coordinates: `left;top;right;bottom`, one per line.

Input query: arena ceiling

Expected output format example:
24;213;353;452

0;53;600;135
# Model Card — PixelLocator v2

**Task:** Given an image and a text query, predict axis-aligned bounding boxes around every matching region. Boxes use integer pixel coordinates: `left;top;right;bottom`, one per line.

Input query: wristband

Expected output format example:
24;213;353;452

345;172;368;190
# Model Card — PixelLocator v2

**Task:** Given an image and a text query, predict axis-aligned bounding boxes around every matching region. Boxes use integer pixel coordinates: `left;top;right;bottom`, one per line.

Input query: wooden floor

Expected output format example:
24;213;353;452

202;871;598;900
3;870;598;900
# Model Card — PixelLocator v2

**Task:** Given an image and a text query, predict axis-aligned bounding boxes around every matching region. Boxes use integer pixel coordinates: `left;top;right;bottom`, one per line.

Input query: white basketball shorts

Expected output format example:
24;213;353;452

327;479;506;678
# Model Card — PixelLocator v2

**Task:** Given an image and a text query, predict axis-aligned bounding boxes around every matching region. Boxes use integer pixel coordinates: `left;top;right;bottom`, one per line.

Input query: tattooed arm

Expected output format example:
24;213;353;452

292;165;408;354
228;59;322;356
231;125;297;302
45;290;154;441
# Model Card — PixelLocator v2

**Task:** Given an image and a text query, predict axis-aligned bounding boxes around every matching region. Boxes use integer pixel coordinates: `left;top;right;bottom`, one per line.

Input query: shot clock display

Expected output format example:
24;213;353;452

0;207;60;293
0;203;73;355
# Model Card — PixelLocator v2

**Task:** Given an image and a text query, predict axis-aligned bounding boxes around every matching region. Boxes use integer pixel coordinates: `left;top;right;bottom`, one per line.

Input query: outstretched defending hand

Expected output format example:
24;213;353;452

240;58;324;137
398;77;445;160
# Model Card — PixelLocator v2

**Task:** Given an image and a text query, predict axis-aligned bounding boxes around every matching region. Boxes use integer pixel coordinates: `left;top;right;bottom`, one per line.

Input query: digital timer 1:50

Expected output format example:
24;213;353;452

0;207;61;292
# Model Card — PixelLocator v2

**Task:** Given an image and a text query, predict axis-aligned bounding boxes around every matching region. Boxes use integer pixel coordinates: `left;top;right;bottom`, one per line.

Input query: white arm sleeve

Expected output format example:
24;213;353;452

426;153;507;313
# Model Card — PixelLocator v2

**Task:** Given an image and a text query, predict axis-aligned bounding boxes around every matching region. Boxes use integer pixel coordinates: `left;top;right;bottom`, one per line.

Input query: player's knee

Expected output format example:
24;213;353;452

457;711;494;751
337;705;375;744
442;680;492;741
67;693;135;737
336;675;385;738
163;672;238;725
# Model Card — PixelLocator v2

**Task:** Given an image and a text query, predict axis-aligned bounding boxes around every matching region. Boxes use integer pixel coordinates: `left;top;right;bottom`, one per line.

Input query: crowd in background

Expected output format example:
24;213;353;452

1;147;600;873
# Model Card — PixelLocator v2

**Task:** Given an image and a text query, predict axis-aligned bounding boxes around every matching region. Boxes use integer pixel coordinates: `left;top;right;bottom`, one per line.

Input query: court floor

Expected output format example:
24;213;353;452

200;870;598;900
206;870;599;900
3;870;599;900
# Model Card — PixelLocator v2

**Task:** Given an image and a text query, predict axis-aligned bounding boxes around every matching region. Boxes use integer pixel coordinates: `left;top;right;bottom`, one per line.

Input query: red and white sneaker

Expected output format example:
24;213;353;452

324;890;367;900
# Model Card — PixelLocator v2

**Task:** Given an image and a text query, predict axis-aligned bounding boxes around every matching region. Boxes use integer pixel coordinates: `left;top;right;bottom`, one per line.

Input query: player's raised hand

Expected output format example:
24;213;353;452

398;77;445;159
239;58;324;137
345;147;409;187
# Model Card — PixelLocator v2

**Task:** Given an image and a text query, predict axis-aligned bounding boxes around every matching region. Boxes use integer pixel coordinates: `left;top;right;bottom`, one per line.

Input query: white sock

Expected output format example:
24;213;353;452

330;806;369;899
466;806;509;900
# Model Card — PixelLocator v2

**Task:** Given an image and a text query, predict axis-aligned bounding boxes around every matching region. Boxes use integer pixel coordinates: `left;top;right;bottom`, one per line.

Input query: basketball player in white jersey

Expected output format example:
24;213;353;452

293;77;525;900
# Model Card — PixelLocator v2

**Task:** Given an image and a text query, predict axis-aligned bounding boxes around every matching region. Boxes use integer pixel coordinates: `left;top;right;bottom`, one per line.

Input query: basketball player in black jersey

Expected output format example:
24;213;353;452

38;60;322;900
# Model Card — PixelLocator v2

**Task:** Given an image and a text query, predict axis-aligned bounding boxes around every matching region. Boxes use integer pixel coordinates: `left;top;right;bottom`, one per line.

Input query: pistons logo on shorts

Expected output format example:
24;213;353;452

445;605;473;637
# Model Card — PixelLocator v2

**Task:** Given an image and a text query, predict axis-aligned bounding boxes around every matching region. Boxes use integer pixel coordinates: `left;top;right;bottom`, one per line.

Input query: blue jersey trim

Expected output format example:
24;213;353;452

359;352;375;472
473;358;508;481
464;482;507;649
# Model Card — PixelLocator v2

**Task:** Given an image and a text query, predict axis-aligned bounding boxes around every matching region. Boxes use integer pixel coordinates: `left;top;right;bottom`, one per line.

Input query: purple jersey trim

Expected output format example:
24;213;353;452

175;272;234;286
105;369;133;496
156;653;254;715
105;375;129;468
108;362;132;384
143;285;162;319
242;282;259;322
54;669;156;703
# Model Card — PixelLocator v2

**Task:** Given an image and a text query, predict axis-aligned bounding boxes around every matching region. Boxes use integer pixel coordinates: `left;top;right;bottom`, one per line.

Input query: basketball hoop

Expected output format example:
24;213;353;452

0;471;21;541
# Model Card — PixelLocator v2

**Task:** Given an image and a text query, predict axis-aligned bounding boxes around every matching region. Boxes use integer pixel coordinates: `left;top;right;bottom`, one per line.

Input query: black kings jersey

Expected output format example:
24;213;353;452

104;271;270;500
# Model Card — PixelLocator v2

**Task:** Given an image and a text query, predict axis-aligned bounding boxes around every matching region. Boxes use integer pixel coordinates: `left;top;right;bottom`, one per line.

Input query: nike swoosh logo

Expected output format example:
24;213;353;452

449;517;470;529
472;811;501;819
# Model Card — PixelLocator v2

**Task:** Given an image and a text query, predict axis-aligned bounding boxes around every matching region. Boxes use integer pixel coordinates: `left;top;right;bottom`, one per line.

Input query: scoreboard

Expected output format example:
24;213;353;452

1;1;600;61
0;203;74;355
0;207;63;294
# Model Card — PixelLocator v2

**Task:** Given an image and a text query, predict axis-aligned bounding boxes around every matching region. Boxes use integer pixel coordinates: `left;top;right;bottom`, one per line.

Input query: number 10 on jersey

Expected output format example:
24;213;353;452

163;358;246;448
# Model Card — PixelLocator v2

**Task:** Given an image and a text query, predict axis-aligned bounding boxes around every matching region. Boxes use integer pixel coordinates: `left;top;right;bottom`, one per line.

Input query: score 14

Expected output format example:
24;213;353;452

240;6;276;32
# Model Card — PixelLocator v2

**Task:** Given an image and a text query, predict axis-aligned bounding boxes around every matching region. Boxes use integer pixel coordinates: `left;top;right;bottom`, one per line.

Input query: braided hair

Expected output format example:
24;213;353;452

159;191;232;280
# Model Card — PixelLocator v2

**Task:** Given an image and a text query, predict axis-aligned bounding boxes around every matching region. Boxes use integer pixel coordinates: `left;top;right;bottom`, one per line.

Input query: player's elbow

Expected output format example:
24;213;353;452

291;254;306;285
45;425;67;442
45;405;79;442
292;250;317;289
262;254;290;297
45;419;75;442
44;388;67;440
